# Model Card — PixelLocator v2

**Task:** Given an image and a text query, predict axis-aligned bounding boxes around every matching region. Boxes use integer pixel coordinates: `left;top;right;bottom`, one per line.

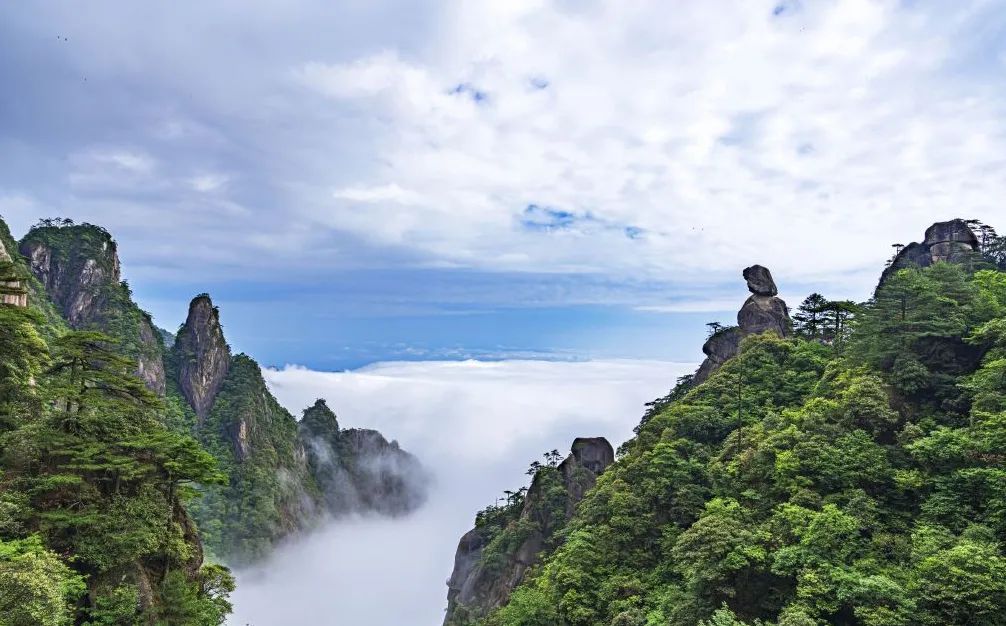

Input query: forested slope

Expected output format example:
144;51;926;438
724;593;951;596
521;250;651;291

0;216;430;623
459;219;1006;626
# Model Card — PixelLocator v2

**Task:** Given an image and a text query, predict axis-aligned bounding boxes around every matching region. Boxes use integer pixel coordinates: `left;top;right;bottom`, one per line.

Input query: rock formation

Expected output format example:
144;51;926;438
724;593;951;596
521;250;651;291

0;239;28;307
173;295;231;423
444;438;615;625
878;219;980;290
300;399;428;517
19;224;166;393
693;265;790;384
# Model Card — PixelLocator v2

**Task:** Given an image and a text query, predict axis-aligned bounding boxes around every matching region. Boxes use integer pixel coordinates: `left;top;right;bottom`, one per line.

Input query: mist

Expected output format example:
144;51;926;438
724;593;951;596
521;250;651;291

227;359;694;626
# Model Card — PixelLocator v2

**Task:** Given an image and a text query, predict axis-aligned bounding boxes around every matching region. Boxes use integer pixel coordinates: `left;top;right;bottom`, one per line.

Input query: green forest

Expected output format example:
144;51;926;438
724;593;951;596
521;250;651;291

459;231;1006;625
0;217;426;625
0;275;233;622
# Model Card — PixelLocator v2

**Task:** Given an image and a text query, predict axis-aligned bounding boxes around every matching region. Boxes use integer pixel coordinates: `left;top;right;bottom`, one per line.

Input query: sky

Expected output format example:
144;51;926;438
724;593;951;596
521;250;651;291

228;358;695;625
3;0;1006;367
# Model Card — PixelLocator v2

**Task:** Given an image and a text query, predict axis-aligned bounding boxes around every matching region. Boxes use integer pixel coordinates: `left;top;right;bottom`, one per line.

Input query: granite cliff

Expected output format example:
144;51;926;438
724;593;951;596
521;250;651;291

11;220;429;566
19;223;166;392
444;438;614;625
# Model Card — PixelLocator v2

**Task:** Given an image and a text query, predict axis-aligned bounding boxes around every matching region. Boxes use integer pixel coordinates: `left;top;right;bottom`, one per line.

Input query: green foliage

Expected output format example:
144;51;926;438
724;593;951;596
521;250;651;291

154;565;235;626
187;354;315;563
483;262;1006;626
0;315;233;623
0;535;85;626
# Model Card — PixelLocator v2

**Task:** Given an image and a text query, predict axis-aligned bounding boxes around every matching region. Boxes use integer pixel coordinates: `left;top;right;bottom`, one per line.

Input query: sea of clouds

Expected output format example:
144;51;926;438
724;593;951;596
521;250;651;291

226;358;694;626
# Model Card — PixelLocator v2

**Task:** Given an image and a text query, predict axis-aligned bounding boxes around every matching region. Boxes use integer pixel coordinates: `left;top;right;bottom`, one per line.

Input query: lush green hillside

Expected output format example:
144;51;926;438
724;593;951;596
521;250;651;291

6;220;429;571
0;236;232;624
469;225;1006;626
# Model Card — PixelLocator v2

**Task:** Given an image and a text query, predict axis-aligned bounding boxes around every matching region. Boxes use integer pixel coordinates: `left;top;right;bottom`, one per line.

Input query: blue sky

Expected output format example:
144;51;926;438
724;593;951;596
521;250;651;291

2;0;1006;369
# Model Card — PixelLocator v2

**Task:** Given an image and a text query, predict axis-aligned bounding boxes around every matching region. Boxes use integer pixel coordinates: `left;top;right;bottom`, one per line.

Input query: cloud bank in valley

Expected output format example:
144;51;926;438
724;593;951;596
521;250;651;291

227;358;695;626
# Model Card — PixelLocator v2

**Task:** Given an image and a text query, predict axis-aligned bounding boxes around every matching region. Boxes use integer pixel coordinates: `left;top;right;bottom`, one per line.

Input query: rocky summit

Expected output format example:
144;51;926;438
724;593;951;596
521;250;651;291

878;218;980;290
19;223;166;393
444;437;615;625
693;264;791;383
173;295;231;424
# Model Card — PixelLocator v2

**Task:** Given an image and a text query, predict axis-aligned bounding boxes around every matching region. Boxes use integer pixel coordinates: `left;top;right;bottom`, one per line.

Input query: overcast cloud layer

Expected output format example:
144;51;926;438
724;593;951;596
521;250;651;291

2;1;1005;313
225;358;693;625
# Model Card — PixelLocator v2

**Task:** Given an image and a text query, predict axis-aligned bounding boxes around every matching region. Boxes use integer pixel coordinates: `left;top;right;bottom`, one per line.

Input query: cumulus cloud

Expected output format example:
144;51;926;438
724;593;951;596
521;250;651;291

227;358;693;625
4;0;1005;298
293;0;1006;286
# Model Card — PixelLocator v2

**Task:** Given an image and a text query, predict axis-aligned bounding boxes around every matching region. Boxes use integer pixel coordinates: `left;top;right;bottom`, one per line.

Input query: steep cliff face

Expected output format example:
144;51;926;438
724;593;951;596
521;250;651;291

18;224;166;393
444;438;614;625
172;299;428;564
300;399;428;517
0;237;28;308
694;264;791;383
179;337;318;562
878;218;980;290
173;295;231;423
0;219;66;334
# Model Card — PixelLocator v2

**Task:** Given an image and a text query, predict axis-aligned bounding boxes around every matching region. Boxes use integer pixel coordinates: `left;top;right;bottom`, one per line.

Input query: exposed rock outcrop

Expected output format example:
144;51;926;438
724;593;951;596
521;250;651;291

173;295;231;423
0;239;27;307
19;225;166;393
743;264;778;296
878;219;979;290
693;265;790;384
444;438;614;625
299;399;428;517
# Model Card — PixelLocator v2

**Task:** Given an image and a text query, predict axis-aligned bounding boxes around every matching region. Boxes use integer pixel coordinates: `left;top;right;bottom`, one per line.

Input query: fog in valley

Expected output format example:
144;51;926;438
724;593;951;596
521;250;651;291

227;359;694;625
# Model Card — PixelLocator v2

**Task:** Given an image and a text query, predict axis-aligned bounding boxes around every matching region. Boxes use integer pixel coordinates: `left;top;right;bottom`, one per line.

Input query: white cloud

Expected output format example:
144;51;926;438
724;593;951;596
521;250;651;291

262;358;693;461
68;147;157;190
227;358;693;625
189;173;228;193
332;182;424;205
6;0;1006;306
292;0;1006;289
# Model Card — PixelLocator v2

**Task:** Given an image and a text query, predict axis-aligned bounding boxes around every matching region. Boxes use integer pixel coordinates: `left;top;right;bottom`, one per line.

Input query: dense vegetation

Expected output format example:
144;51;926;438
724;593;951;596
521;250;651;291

476;257;1006;625
0;262;233;624
184;355;317;563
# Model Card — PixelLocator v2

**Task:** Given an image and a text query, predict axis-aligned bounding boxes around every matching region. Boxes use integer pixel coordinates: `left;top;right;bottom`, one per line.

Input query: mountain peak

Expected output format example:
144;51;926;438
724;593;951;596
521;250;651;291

693;264;791;383
174;293;231;422
878;218;980;291
300;398;340;438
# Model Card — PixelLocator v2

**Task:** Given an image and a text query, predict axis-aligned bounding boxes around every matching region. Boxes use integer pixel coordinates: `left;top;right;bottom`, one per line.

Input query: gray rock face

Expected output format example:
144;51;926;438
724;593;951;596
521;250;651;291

299;400;428;517
569;437;614;474
878;219;979;290
693;265;790;384
19;227;165;393
743;264;778;296
20;237;119;328
0;240;27;307
444;437;614;625
173;295;231;423
738;293;790;336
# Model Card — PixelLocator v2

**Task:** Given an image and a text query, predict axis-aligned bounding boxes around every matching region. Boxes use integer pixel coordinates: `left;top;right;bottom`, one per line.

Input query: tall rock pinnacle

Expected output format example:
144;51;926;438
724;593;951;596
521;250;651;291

174;294;231;422
693;265;791;384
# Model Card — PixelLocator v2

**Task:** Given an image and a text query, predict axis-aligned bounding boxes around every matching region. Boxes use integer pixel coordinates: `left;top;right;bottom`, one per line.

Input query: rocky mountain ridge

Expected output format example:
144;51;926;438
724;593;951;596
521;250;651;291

878;218;980;290
445;218;1006;626
19;223;166;392
444;438;615;625
8;219;429;565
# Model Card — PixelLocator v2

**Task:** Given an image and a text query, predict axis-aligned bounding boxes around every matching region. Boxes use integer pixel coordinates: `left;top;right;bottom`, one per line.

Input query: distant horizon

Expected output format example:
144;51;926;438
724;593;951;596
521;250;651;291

5;1;1005;370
